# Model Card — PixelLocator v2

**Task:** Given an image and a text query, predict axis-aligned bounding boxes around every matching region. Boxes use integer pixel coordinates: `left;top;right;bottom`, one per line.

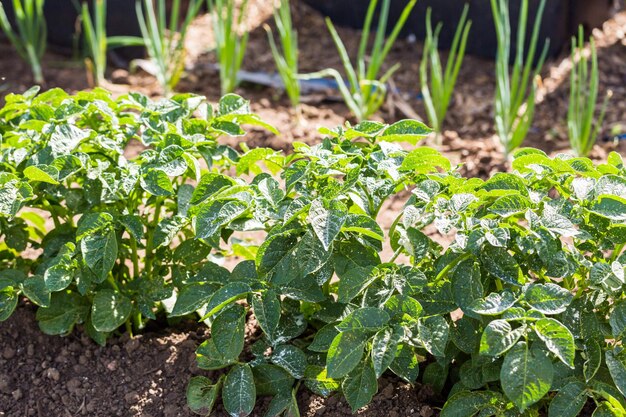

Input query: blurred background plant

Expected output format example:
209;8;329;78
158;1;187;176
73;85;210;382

265;0;300;112
420;4;471;145
0;0;47;84
304;0;416;121
135;0;201;95
568;25;611;157
209;0;249;94
491;0;548;156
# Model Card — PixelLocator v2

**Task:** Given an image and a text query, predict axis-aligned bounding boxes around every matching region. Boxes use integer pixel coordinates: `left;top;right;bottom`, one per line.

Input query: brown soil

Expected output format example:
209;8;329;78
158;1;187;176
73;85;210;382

0;304;439;417
1;1;625;416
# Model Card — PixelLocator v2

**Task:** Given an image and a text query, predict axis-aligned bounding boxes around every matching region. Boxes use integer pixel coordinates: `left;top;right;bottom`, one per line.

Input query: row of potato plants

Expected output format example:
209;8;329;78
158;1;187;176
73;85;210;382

1;88;626;417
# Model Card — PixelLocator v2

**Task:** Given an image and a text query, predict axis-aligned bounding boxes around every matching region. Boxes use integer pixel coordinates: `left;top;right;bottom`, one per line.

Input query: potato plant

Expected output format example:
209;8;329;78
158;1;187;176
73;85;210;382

185;136;626;415
0;87;274;343
2;88;626;417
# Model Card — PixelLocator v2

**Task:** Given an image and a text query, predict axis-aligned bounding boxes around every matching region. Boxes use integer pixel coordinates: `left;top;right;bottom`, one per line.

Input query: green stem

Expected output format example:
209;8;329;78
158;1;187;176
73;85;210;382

388;247;402;264
145;197;164;276
434;252;472;282
130;236;140;280
611;243;625;262
42;199;61;228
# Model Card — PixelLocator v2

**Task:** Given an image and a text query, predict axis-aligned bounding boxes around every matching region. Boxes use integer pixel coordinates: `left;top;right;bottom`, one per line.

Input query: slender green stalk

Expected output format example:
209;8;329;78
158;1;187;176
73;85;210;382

135;0;201;95
0;0;47;84
305;0;416;121
266;0;300;109
209;0;249;94
568;26;610;157
420;5;471;144
81;0;107;86
491;0;549;156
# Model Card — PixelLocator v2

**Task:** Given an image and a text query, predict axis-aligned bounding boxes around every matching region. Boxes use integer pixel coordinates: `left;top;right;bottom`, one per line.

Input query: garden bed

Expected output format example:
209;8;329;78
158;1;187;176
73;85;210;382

1;1;626;417
0;304;438;417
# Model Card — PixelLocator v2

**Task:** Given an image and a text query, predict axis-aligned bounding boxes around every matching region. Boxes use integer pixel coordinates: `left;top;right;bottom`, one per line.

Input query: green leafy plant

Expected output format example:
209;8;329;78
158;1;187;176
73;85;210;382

209;0;249;94
265;0;300;110
0;87;275;343
81;0;108;86
81;0;144;86
304;0;416;121
491;0;548;156
3;87;626;417
420;5;471;145
0;0;47;84
135;0;202;95
185;138;626;415
568;26;610;157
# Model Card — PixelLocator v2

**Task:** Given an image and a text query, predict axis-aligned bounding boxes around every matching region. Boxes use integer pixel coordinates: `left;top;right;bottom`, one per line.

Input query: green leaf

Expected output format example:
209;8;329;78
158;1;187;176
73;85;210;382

36;292;90;335
212;305;246;364
252;290;281;338
480;320;524;357
21;276;51;307
590;195;626;221
380;119;432;145
548;381;587;417
535;318;576;367
218;94;250;115
170;283;219;317
81;228;118;283
440;390;504;417
606;349;626;397
337;266;376;304
326;330;368;378
223;364;256;417
0;175;33;216
610;301;626;340
195;200;247;240
524;283;573;314
140;169;174;196
308;323;339;353
400;147;451;172
263;391;293;417
303;365;340;397
200;282;251;320
308;199;346;251
470;291;517;315
342;360;378;412
417;315;449;357
371;327;401;378
336;307;390;333
190;173;236;205
452;258;483;311
593;402;625;417
489;194;532;217
584;339;602;382
187;376;222;416
389;344;419;383
91;289;132;332
253;364;294;396
23;165;60;184
44;262;75;292
271;345;307;379
50;123;89;155
500;342;554;412
0;287;18;321
481;246;524;286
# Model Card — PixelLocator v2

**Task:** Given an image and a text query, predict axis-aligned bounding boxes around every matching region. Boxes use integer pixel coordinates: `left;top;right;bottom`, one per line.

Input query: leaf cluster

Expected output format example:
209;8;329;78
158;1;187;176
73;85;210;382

185;138;626;416
2;87;626;417
0;0;47;84
0;87;273;343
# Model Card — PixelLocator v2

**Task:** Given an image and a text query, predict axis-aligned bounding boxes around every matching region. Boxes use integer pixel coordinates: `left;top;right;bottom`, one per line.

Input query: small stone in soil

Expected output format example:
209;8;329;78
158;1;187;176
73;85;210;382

45;367;60;381
2;347;15;359
12;388;22;401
